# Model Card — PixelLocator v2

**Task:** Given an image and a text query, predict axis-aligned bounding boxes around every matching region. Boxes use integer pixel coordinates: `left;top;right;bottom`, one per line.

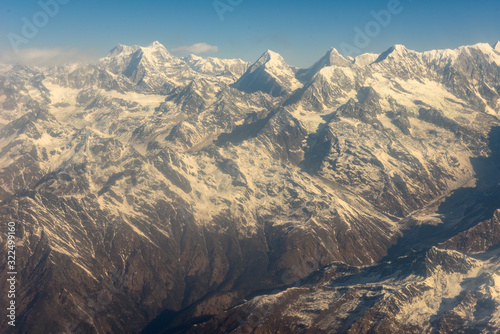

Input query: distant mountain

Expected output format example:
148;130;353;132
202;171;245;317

100;41;195;91
1;41;500;334
232;50;302;96
183;54;249;78
296;47;352;82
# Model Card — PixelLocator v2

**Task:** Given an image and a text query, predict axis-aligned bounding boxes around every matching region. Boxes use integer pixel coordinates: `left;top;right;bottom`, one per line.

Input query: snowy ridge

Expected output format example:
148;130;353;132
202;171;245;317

183;54;249;78
233;50;303;96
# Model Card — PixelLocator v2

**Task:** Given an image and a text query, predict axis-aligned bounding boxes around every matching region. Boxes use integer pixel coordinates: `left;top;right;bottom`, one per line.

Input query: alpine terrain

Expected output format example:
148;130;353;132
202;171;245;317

1;40;500;333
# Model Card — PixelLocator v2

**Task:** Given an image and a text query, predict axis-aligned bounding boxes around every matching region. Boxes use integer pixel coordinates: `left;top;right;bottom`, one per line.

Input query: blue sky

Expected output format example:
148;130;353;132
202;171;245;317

1;0;499;67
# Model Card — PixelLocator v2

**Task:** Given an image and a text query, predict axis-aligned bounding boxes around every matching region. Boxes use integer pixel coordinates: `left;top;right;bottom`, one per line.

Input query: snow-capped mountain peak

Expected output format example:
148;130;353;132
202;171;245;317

142;40;173;59
440;43;494;62
185;54;203;62
324;47;352;67
253;49;288;68
466;42;495;52
297;47;352;82
138;41;174;61
309;47;352;71
105;43;141;58
353;52;379;66
102;41;174;64
98;41;187;89
495;41;500;53
182;54;249;78
374;44;410;62
232;49;302;96
147;40;165;49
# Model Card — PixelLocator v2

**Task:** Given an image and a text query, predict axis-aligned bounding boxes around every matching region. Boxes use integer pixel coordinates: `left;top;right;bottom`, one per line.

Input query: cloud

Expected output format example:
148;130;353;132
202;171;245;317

171;43;218;54
0;47;97;67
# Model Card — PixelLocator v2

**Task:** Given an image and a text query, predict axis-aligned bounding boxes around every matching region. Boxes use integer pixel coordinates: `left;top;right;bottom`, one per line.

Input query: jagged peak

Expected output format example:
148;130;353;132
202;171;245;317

147;41;164;48
325;47;351;67
374;44;410;63
466;42;495;54
106;44;140;58
253;49;288;68
312;47;351;69
105;41;171;59
185;54;203;62
233;49;301;96
392;44;408;51
262;49;282;58
142;41;173;58
495;41;500;52
144;41;173;57
295;47;351;83
446;42;495;57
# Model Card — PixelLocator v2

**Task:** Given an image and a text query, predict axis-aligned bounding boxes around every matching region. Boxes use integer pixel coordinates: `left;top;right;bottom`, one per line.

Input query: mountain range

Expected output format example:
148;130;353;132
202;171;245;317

1;40;500;333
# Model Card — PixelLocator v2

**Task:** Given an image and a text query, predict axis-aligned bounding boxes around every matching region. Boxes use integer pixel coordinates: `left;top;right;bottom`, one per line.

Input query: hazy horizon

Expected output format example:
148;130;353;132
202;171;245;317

1;0;500;67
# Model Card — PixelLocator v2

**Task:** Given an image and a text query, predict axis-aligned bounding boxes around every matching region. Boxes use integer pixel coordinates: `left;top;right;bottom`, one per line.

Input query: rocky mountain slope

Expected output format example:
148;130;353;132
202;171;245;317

0;41;500;333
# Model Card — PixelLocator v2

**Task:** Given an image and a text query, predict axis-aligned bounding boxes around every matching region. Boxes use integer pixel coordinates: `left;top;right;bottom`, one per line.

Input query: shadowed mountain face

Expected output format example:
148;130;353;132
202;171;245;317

188;127;500;334
382;126;500;260
231;50;302;97
0;41;500;333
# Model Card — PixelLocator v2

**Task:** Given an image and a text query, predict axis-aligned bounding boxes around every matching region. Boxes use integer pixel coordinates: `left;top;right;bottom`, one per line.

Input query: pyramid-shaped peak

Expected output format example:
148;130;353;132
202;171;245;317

233;49;300;97
392;44;408;51
143;41;172;56
106;43;140;58
251;50;289;69
147;41;167;49
328;47;342;56
295;47;351;83
256;50;285;63
262;50;282;58
140;41;175;61
495;41;500;52
325;47;351;66
385;44;409;56
374;44;410;62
